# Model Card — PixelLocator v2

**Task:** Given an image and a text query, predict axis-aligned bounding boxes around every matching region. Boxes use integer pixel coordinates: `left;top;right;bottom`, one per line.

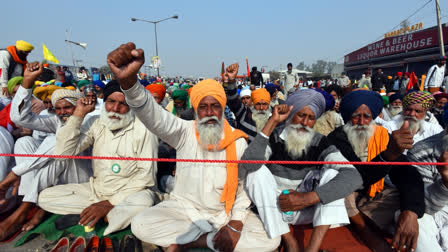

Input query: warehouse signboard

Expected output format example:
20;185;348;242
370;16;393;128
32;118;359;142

345;25;448;64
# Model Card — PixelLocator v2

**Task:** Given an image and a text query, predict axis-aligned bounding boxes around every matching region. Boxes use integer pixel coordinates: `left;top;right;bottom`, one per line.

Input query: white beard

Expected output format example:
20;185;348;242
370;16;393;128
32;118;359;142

398;114;424;134
388;105;402;117
284;123;315;159
251;107;271;132
100;104;135;131
196;115;224;149
343;121;375;160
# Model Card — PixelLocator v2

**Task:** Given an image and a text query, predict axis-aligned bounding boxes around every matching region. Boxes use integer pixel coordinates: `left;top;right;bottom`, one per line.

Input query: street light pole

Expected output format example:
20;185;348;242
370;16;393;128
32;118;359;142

131;15;178;77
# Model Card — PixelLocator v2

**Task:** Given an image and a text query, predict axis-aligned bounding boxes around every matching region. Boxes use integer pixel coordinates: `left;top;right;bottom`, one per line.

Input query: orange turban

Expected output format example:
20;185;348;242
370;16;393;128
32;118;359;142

251;88;271;104
190;79;226;110
145;84;166;99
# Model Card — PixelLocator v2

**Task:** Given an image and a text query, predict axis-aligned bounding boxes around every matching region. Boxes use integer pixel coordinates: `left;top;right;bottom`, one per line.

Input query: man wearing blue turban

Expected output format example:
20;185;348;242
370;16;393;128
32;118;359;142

328;90;426;252
241;89;363;251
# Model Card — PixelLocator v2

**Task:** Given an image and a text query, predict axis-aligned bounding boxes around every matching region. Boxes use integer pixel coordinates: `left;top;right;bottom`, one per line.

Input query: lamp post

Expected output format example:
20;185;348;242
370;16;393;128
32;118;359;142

65;39;87;66
131;15;178;77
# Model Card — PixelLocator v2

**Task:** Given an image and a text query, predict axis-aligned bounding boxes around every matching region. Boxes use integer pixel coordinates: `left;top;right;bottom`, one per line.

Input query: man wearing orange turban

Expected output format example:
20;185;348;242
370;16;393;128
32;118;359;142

107;43;279;252
145;84;166;105
223;63;271;141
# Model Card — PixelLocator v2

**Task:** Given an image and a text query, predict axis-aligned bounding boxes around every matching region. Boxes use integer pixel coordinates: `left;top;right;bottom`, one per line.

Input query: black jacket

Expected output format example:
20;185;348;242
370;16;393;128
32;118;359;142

327;126;425;218
250;71;263;87
371;73;386;91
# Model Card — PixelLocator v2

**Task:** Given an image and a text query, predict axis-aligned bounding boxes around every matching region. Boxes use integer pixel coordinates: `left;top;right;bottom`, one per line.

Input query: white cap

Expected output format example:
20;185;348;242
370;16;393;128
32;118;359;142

240;89;251;98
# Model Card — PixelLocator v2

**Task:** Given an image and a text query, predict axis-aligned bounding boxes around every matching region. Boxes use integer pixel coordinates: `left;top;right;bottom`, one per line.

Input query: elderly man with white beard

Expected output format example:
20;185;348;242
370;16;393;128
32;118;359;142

37;80;160;236
106;43;278;252
0;62;92;240
407;119;448;251
223;63;271;141
383;91;443;146
240;89;363;252
328;90;427;252
382;93;403;121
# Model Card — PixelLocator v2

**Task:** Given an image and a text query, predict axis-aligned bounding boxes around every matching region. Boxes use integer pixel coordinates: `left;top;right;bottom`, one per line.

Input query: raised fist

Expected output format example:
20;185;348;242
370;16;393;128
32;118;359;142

107;42;145;90
225;63;239;82
73;98;96;118
271;104;293;124
23;62;43;89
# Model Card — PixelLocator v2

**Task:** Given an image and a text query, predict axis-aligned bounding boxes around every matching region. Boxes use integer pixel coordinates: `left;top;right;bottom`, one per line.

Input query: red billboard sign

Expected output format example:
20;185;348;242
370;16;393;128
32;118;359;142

344;26;448;64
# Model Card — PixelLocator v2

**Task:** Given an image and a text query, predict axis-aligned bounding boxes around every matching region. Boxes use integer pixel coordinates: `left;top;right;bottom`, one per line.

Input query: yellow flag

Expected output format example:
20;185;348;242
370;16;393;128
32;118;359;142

42;44;59;64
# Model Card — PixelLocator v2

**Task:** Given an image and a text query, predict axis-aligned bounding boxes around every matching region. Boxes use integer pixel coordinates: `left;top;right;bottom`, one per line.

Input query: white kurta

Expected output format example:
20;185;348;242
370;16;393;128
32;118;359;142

9;86;92;203
38;114;159;235
0;126;14;181
124;83;279;251
383;115;443;145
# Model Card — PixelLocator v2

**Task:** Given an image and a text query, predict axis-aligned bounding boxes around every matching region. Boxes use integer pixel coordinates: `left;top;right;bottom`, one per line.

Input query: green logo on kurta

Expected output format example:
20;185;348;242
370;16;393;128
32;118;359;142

112;164;121;174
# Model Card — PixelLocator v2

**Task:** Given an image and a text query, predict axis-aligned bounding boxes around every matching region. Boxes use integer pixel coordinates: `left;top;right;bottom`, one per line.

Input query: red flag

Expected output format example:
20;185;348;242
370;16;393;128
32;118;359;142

246;57;250;79
407;72;418;91
221;62;225;78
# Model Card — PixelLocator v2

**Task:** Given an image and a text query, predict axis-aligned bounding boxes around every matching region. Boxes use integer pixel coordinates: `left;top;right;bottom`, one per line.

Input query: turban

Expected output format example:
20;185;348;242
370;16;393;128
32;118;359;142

77;80;91;89
7;76;23;94
171;89;189;101
139;79;149;87
285;89;326;121
265;84;279;97
396;72;403;76
33;85;63;101
15;40;34;52
93;80;105;90
443;102;448;125
251;88;271;105
387;76;392;80
389;93;403;103
82;84;98;95
103;80;123;101
340;90;383;123
315;90;335;111
403;91;435;110
190;79;226;110
146;84;166;100
382;95;389;106
404;72;410;77
51;89;83;107
240;88;251;98
434;93;448;101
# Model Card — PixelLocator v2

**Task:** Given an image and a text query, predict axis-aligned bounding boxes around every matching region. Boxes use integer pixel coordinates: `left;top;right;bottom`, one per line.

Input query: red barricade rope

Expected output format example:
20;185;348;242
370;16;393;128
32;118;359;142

0;153;446;166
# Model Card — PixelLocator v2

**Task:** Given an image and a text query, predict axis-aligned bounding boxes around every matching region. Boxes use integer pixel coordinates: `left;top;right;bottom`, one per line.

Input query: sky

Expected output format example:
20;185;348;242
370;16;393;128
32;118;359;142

3;0;447;78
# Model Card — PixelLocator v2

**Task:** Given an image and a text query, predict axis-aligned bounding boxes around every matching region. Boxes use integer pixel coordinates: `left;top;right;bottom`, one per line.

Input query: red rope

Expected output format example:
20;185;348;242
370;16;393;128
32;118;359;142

0;153;446;166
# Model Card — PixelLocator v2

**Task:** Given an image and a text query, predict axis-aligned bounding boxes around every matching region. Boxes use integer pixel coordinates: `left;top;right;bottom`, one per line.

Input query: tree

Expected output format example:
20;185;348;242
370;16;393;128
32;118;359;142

326;61;337;74
296;61;306;70
311;60;328;76
268;71;281;81
100;65;112;75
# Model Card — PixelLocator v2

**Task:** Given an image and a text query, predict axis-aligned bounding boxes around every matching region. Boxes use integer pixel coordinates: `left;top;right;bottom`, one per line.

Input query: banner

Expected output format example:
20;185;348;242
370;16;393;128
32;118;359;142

152;56;161;69
42;44;59;64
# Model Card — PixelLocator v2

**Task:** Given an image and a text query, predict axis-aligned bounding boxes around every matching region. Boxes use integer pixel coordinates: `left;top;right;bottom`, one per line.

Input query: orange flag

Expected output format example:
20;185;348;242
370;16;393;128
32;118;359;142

407;72;418;91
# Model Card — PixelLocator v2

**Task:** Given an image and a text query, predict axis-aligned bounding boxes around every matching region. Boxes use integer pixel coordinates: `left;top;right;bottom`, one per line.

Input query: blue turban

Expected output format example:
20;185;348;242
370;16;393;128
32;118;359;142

315;90;335;112
93;80;105;90
443;102;448;126
285;89;326;121
389;93;403;103
265;83;280;97
139;79;150;87
340;90;383;123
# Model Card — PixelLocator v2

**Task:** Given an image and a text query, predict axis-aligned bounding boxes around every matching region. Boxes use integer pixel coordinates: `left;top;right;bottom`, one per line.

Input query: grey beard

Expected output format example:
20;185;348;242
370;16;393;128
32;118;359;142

388;106;402;117
343;121;374;160
284;123;315;159
196;115;224;149
251;107;271;132
100;104;135;131
399;115;423;134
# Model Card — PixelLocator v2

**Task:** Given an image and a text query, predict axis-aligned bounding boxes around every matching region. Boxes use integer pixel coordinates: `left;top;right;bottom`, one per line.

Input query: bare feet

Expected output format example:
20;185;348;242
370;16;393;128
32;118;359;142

166;244;183;252
282;232;300;252
22;208;46;232
0;203;33;240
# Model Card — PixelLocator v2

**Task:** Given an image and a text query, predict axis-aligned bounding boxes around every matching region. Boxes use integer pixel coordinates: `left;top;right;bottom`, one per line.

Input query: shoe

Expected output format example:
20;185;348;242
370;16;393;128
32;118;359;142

50;237;69;252
119;235;135;252
99;237;114;252
84;235;99;252
69;236;86;252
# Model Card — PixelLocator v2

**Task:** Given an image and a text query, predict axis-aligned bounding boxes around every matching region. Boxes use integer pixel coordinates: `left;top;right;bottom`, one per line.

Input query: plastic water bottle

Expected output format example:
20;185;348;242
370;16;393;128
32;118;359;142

282;190;294;222
84;222;96;239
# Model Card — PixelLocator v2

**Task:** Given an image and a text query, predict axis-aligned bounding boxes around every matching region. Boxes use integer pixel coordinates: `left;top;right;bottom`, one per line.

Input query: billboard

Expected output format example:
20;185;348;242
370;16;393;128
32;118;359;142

344;25;448;65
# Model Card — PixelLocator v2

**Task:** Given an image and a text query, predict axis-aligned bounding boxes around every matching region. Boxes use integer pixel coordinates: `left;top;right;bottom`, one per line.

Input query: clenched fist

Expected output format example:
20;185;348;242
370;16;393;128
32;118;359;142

23;62;43;89
107;42;145;90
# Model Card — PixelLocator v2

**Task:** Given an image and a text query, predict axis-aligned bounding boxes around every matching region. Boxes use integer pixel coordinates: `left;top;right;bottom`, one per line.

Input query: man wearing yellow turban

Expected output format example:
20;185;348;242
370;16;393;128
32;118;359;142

107;43;279;252
223;63;271;141
0;40;34;97
33;85;64;113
